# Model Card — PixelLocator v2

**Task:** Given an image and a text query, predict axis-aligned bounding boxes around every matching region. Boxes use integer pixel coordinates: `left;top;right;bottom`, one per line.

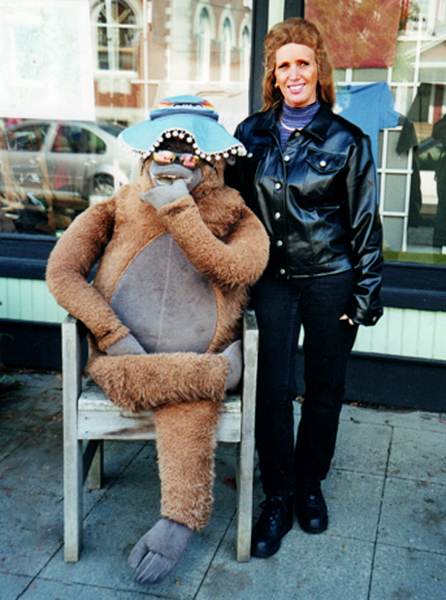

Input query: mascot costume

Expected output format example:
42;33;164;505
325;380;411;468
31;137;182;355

46;96;269;584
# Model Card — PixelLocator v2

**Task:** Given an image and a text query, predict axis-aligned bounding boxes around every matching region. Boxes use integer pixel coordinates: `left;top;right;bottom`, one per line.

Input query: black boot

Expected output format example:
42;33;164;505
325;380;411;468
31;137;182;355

295;478;328;534
251;495;293;558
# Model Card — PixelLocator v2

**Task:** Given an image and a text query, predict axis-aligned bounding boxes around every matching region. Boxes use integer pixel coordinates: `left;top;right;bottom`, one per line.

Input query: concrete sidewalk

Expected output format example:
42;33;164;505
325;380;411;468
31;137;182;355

1;369;445;600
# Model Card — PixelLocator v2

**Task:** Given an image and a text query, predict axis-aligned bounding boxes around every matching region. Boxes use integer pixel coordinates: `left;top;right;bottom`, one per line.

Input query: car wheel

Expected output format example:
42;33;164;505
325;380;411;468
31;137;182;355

91;174;115;197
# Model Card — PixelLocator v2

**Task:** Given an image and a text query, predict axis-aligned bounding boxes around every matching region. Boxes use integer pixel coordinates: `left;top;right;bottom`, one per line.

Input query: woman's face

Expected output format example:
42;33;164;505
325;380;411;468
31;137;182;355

274;43;318;108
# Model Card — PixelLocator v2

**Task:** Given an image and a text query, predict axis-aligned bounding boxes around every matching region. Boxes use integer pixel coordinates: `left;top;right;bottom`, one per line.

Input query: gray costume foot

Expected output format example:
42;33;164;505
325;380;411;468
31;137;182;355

129;518;193;585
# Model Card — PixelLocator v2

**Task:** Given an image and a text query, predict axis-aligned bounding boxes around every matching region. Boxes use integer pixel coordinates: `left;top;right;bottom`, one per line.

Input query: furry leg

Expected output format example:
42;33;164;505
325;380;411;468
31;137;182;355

129;518;193;585
87;352;228;412
154;399;222;530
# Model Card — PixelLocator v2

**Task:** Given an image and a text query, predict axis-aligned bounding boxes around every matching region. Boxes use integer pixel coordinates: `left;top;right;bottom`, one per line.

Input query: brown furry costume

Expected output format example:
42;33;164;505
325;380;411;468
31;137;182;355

46;146;269;532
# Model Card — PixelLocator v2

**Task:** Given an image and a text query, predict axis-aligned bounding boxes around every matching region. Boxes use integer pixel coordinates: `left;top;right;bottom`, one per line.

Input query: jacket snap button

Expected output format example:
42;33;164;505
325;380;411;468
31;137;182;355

276;239;283;247
319;160;327;167
274;212;281;220
247;152;253;158
275;182;282;190
284;155;291;162
279;268;286;275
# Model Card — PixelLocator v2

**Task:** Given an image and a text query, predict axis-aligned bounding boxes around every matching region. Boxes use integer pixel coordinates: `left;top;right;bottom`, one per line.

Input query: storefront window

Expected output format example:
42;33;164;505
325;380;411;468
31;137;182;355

332;0;446;264
0;0;252;237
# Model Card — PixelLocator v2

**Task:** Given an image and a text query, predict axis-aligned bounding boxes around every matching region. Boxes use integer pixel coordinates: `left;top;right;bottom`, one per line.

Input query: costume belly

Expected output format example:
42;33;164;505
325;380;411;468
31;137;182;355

110;233;218;353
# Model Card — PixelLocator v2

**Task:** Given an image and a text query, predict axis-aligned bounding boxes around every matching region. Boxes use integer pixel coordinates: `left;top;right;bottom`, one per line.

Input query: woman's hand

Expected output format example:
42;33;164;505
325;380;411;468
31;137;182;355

339;314;355;326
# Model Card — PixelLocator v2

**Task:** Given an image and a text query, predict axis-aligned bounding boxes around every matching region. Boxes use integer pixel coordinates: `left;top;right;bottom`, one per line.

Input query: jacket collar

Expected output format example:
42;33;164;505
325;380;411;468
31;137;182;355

252;101;333;142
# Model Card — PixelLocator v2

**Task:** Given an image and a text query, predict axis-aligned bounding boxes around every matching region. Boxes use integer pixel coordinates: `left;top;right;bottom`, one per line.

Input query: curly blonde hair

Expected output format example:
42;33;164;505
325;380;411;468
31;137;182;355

262;17;335;111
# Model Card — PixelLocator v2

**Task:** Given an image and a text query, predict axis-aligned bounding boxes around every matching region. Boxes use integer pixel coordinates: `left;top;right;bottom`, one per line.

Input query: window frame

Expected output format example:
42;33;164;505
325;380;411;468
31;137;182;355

92;0;142;77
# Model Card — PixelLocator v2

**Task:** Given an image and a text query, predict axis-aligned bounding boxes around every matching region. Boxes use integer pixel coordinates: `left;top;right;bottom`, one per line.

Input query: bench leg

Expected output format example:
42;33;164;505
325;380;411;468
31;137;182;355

235;311;258;562
64;438;83;562
236;438;254;562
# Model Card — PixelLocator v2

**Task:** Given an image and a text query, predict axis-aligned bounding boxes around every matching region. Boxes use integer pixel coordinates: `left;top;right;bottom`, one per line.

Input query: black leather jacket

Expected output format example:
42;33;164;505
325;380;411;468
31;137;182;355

226;102;383;326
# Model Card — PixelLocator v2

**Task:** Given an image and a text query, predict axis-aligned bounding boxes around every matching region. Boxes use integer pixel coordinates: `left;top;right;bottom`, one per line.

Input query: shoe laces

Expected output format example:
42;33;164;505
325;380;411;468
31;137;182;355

258;496;289;525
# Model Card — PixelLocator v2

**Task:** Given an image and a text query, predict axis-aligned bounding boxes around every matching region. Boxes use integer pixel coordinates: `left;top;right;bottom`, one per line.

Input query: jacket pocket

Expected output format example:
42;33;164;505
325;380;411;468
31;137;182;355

302;148;347;204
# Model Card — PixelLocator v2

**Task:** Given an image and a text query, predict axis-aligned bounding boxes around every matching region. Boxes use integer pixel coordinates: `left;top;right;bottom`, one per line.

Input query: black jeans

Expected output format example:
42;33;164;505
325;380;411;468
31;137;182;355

250;270;358;498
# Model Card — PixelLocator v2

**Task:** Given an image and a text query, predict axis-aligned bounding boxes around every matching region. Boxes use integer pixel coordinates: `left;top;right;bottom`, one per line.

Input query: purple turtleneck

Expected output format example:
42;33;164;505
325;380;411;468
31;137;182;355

278;100;320;150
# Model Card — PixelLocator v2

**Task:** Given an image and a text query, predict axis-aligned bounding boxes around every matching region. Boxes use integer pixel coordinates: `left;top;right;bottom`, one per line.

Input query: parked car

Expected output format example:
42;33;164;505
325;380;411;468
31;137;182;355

0;119;139;234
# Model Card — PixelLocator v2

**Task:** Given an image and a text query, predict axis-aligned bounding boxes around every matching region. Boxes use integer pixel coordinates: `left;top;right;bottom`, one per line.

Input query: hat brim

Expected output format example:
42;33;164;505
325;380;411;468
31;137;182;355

119;114;245;159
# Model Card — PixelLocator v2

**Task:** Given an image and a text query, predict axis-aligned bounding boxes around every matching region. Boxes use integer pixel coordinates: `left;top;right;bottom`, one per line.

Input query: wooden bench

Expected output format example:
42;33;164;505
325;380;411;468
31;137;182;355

62;309;259;563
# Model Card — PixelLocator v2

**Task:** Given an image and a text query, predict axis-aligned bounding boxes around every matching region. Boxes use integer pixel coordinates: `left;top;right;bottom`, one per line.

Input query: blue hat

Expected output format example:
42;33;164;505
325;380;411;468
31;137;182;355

119;95;246;161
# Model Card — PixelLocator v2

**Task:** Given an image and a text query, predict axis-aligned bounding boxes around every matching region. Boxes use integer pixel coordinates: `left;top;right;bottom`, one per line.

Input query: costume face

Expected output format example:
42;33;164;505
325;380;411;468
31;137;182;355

274;43;318;108
148;139;203;191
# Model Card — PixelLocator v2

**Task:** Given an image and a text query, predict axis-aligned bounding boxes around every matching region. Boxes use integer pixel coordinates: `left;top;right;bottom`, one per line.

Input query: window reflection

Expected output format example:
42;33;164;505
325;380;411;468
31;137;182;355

0;0;252;236
0;120;139;235
334;1;446;262
405;84;446;255
96;0;141;72
197;8;212;82
221;17;233;82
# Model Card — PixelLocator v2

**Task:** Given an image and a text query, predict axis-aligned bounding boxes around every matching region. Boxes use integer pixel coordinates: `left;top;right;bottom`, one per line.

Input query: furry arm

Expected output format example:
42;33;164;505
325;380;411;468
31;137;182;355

158;191;270;289
46;198;131;351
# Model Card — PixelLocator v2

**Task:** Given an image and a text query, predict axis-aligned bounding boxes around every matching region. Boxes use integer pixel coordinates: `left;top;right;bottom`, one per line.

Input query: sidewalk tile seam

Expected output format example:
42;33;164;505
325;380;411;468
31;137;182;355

328;466;388;478
383;475;446;487
18;575;162;598
372;540;446;557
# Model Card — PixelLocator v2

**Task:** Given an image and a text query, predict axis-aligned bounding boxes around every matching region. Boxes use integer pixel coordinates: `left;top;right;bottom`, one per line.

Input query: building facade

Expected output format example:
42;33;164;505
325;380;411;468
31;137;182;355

0;0;445;410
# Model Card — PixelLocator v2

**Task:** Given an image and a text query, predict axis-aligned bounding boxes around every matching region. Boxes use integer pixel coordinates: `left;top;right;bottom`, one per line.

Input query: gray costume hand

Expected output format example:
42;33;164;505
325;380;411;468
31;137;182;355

105;333;147;356
139;178;189;211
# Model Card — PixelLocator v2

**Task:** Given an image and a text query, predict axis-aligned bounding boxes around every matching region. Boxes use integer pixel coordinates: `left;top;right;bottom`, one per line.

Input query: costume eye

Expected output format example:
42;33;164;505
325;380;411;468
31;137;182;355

153;150;202;169
153;150;175;164
180;154;201;168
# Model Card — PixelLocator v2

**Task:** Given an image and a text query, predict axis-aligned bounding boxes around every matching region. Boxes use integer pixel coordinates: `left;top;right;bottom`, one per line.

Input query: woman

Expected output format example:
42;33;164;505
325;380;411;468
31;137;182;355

226;17;383;558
